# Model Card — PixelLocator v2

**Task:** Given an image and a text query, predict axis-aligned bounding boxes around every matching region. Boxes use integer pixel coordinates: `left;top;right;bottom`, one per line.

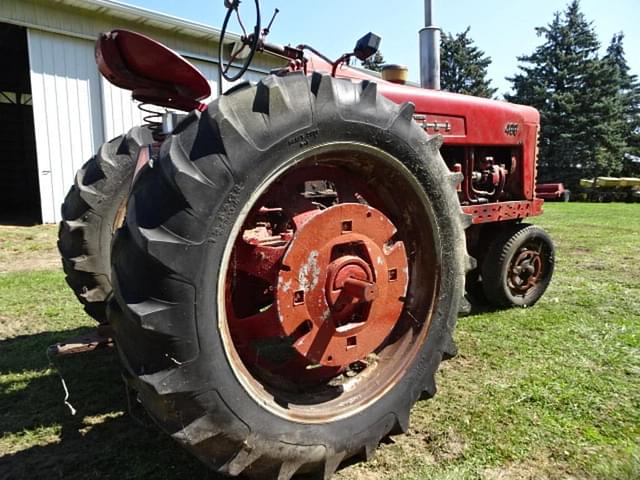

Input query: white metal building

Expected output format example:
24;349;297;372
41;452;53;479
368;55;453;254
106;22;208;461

0;0;282;224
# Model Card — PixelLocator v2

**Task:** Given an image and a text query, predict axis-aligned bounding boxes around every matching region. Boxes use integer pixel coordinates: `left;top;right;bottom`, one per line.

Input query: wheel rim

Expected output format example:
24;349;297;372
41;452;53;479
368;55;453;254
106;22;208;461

507;242;546;295
218;143;440;422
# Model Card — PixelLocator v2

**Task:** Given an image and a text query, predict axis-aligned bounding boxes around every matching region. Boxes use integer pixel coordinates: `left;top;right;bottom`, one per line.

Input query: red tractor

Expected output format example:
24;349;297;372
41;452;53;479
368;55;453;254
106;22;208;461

56;1;554;478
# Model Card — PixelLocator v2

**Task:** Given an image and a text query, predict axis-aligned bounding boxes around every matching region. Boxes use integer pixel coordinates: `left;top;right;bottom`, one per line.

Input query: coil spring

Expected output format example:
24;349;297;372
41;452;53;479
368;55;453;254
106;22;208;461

138;103;163;137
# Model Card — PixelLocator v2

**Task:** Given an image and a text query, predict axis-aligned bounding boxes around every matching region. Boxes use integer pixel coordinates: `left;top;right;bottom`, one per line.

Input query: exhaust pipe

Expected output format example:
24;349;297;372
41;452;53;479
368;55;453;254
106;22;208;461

419;0;440;90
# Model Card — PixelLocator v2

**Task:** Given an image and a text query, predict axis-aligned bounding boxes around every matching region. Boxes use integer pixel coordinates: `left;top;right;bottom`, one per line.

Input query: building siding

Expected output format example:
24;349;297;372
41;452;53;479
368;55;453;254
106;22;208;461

28;29;104;224
2;0;281;223
29;33;268;224
101;77;149;142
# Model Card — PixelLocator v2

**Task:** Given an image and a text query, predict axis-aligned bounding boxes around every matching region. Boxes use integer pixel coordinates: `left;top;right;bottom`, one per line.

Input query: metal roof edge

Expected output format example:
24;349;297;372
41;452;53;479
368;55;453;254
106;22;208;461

56;0;238;41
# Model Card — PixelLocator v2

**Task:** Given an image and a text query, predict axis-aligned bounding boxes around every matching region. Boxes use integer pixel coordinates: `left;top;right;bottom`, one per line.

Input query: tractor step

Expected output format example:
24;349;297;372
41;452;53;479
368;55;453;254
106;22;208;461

47;325;114;357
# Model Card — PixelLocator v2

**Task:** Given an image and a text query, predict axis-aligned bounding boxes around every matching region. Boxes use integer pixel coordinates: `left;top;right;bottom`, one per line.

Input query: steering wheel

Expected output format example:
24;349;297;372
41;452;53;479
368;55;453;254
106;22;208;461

218;0;261;83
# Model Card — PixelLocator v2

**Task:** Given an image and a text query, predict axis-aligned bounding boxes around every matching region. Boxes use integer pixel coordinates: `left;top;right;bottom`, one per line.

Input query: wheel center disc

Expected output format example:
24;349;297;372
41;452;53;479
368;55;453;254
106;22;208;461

511;249;543;292
325;256;377;312
276;203;409;368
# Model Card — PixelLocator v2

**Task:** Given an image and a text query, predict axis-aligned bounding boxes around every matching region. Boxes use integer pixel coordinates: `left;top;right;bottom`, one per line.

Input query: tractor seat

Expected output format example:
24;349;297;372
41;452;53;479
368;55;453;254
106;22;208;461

96;29;211;112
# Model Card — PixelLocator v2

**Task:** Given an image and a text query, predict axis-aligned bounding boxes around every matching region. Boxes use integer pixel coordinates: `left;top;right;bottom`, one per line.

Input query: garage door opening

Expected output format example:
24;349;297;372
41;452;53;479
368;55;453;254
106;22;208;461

0;23;40;225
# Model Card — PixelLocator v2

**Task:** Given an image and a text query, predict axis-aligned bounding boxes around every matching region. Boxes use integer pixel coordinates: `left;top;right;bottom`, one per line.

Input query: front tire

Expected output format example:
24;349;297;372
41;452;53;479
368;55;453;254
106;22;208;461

481;223;555;307
110;73;467;479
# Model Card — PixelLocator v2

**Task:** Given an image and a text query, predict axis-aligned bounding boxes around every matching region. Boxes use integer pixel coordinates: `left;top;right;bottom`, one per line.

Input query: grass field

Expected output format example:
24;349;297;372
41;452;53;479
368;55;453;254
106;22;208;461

0;203;638;479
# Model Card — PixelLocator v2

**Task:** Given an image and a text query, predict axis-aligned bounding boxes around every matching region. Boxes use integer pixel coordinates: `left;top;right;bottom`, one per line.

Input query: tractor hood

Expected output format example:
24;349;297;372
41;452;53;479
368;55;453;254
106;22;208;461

375;80;539;146
306;54;539;147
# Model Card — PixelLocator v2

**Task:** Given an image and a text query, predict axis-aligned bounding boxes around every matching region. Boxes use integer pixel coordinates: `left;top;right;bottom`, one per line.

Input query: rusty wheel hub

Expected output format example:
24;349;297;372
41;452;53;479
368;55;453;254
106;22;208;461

224;159;433;394
509;247;543;294
276;203;408;368
220;146;444;423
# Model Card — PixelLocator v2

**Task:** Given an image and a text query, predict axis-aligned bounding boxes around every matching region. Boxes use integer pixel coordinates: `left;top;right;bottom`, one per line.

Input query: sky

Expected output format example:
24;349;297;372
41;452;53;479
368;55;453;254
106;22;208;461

122;0;640;97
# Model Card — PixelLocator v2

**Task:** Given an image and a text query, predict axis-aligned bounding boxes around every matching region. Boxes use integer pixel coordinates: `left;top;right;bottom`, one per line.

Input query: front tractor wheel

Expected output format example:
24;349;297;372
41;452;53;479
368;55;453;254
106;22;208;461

481;223;555;307
109;73;467;479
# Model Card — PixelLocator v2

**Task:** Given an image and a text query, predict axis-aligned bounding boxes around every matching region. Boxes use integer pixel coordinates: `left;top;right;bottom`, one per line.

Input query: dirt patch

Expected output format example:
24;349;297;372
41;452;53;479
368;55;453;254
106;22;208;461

438;428;467;461
579;261;606;271
0;225;59;273
336;469;388;480
0;254;60;273
439;352;478;371
0;314;40;341
483;456;578;480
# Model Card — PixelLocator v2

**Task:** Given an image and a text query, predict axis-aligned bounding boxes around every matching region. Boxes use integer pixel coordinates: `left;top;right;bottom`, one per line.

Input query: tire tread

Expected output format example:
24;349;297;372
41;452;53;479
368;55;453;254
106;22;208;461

58;126;152;322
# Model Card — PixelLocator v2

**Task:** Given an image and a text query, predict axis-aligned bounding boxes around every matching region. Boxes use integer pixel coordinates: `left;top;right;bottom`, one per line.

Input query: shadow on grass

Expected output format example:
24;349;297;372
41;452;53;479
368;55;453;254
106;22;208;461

0;328;223;479
459;295;503;318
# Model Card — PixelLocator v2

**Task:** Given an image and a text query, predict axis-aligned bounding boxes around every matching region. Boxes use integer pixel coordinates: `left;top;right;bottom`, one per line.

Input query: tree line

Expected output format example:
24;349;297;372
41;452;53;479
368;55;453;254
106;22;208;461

362;0;640;188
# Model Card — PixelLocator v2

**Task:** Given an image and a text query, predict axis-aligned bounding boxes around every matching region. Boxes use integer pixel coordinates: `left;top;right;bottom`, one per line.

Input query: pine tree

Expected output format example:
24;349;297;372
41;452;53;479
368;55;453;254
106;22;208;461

440;27;496;98
361;51;385;72
506;0;627;187
604;33;640;174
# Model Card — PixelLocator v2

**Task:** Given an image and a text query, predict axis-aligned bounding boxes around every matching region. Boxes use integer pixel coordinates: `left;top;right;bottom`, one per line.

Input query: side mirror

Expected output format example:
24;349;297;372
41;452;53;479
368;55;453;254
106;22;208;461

354;32;382;61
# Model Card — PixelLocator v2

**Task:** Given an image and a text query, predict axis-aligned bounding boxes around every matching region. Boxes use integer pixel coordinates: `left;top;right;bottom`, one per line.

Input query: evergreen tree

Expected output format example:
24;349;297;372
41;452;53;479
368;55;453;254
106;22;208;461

506;0;626;187
361;51;385;72
440;27;496;98
604;33;640;174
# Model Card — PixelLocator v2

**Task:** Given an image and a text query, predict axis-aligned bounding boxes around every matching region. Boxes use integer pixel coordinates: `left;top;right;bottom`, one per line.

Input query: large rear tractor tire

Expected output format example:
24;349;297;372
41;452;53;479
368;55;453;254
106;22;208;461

109;73;469;479
58;126;152;323
481;223;555;308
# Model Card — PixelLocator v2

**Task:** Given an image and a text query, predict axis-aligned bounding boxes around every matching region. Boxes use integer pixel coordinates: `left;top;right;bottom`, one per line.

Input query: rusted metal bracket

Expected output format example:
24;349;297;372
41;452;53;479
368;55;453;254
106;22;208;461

47;325;115;357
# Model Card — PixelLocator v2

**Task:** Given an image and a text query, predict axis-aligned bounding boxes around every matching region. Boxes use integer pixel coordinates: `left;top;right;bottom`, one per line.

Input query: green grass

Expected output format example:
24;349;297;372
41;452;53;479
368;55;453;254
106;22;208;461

1;204;639;479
